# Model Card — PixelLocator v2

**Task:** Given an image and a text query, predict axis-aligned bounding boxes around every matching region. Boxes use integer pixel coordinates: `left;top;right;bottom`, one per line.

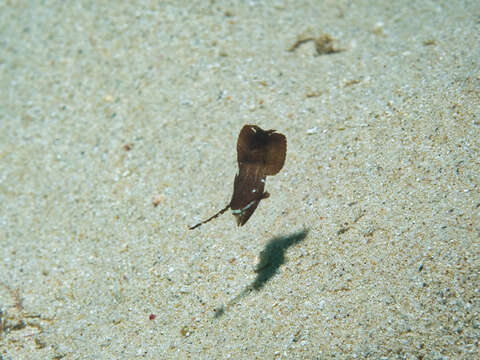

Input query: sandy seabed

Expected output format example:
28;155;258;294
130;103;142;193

1;1;479;359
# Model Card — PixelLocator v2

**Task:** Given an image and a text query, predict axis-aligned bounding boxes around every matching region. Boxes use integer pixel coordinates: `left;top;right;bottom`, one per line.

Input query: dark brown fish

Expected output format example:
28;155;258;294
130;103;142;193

189;125;287;230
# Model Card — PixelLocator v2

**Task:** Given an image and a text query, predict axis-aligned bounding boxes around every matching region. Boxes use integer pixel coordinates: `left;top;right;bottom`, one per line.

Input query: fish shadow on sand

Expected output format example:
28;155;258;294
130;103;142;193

214;228;309;318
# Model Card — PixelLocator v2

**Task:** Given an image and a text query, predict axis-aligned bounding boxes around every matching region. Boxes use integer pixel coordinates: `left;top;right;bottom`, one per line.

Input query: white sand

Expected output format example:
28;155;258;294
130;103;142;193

1;1;479;358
